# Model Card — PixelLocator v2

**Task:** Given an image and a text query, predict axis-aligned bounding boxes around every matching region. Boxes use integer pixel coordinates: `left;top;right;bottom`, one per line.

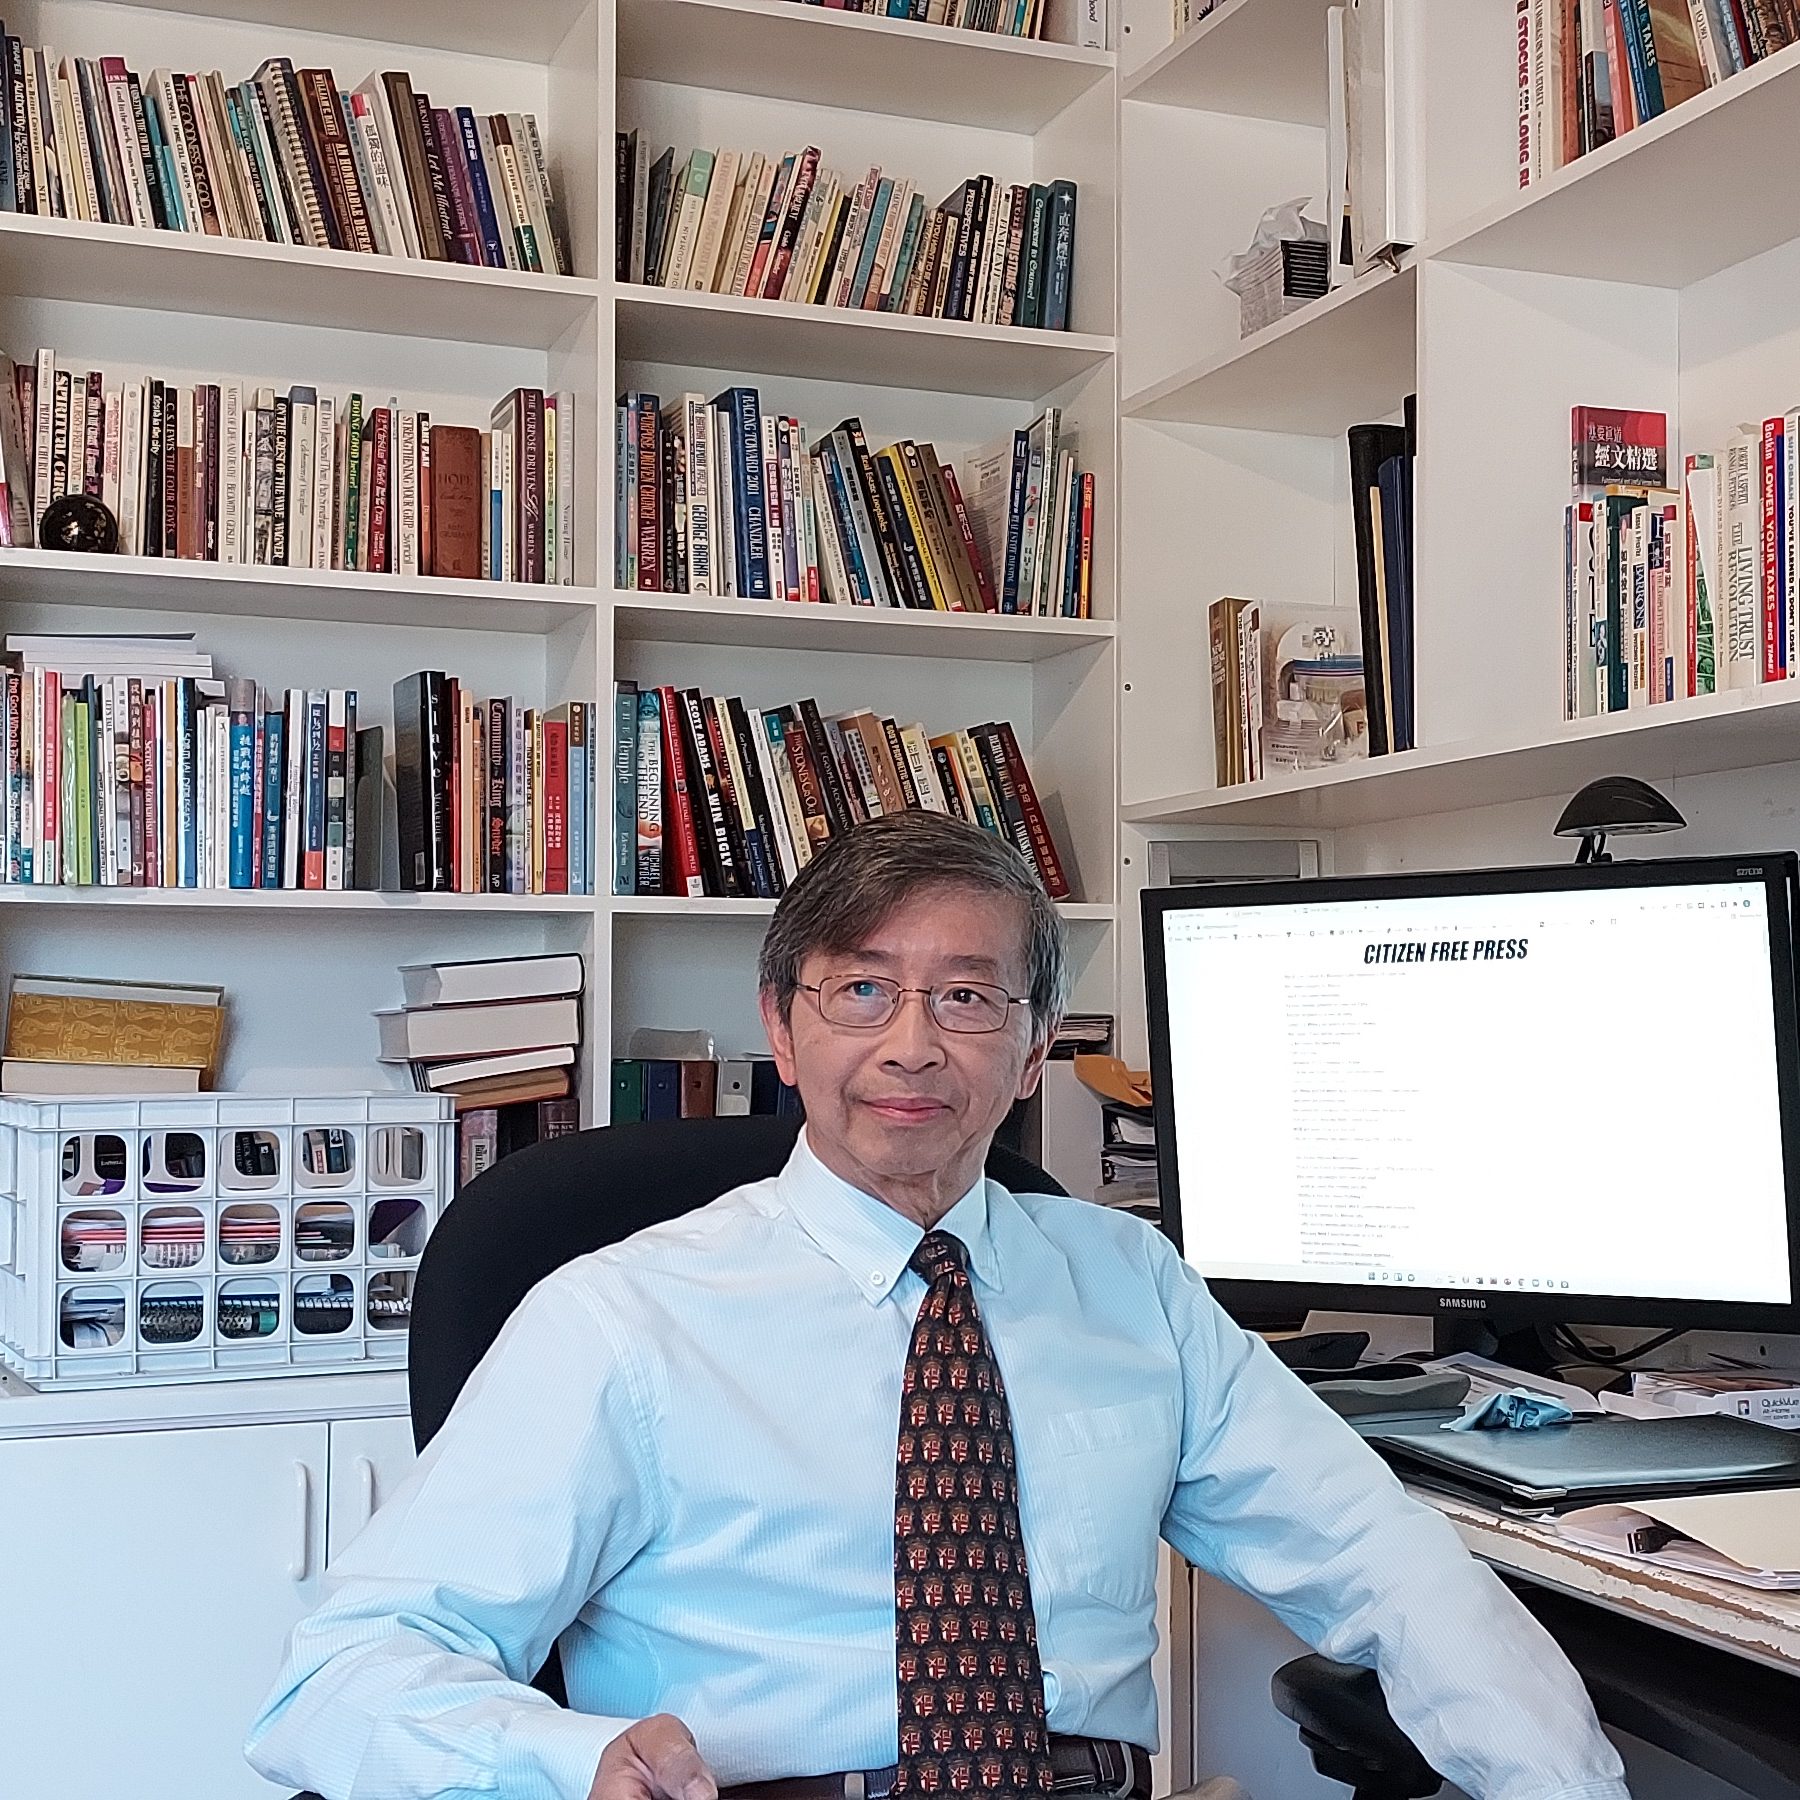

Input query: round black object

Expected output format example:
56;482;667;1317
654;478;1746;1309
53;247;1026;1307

38;492;119;554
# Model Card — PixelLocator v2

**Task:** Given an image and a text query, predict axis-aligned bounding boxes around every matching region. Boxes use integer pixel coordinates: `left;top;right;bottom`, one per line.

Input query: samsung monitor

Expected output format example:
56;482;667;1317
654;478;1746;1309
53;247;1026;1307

1142;853;1800;1351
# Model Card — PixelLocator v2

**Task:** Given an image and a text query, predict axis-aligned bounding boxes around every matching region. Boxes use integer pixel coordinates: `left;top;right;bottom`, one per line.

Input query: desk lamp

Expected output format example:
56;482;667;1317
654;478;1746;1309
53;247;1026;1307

1554;775;1686;863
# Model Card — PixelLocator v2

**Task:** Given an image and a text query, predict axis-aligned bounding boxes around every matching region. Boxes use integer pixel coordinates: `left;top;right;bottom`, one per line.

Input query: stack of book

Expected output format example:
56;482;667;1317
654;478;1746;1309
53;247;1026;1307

617;136;1079;332
1563;403;1800;719
2;973;224;1095
0;351;576;585
1519;0;1756;184
611;1052;800;1123
1348;400;1416;757
777;0;1068;37
1207;597;1265;788
0;41;571;273
0;634;380;890
392;673;598;895
616;394;1092;618
616;683;1071;901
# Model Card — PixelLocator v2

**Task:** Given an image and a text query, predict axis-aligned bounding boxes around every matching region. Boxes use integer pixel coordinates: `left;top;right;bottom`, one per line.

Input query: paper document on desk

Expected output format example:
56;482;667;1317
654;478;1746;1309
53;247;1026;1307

1557;1493;1800;1590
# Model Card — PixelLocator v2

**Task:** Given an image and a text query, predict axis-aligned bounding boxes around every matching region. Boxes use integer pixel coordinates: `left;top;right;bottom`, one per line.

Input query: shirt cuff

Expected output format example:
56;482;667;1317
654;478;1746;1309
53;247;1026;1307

497;1703;635;1800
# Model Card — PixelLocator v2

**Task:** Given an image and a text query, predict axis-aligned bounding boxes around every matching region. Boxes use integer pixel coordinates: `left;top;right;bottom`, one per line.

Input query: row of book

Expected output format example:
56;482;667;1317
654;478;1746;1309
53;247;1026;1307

0;39;571;274
0;635;373;890
1563;405;1800;718
0;352;577;585
616;395;1092;618
617;134;1079;332
612;1054;800;1124
615;682;1072;900
1348;401;1417;758
1207;609;1368;789
776;0;1075;38
458;1096;578;1188
1520;0;1774;182
393;675;599;896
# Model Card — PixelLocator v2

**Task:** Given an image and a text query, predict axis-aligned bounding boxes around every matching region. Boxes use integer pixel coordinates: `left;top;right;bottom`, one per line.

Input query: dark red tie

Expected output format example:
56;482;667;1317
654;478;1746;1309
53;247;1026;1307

893;1230;1053;1799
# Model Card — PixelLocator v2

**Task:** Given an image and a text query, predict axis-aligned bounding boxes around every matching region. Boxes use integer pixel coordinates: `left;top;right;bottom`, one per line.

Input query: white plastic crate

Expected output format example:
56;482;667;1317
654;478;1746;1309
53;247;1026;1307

0;1092;455;1391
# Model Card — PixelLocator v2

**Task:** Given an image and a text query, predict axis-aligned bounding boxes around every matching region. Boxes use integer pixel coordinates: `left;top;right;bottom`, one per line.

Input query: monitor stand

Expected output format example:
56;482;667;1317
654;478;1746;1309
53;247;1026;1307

1432;1309;1561;1376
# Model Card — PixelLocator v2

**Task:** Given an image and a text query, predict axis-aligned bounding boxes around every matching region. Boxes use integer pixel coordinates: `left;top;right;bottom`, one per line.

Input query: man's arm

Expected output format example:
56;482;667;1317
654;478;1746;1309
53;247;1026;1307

1152;1241;1629;1800
245;1271;665;1800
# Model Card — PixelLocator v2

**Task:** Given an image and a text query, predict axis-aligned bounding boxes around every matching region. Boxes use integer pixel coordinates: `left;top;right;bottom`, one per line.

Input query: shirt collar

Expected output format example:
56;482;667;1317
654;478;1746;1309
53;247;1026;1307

777;1129;1006;1305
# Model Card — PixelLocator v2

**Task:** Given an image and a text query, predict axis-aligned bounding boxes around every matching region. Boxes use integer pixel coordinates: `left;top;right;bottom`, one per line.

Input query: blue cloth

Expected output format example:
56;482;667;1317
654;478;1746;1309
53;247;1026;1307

1445;1389;1578;1432
246;1134;1630;1800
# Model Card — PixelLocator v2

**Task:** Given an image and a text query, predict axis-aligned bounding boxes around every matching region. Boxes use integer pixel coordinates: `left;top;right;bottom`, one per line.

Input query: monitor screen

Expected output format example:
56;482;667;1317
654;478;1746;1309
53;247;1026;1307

1146;857;1800;1320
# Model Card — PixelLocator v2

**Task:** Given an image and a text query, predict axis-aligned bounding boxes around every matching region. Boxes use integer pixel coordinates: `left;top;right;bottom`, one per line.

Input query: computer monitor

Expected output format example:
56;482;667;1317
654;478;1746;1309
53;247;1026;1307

1142;852;1800;1352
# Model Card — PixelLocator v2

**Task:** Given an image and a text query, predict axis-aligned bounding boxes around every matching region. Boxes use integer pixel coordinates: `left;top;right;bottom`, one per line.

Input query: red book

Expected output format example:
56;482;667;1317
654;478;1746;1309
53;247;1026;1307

1763;416;1785;682
418;413;433;576
761;146;819;299
40;669;59;880
1077;471;1094;620
657;683;704;898
140;688;156;888
939;462;997;612
544;714;568;893
1603;1;1638;133
994;719;1070;900
368;408;392;572
1571;405;1665;489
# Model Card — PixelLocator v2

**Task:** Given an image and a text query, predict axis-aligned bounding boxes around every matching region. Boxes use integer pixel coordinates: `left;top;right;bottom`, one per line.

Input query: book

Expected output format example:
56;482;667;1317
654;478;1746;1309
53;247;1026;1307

398;951;584;1008
374;993;581;1062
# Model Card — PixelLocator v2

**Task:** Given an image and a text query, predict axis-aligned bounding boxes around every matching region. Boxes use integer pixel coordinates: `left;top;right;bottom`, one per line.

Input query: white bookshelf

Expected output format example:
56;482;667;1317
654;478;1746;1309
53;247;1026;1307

1115;0;1800;1062
0;0;1122;1124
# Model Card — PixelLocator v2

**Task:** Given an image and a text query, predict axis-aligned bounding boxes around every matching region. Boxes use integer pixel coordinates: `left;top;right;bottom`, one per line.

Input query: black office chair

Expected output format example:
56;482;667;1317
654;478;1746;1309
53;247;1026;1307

293;1115;1426;1800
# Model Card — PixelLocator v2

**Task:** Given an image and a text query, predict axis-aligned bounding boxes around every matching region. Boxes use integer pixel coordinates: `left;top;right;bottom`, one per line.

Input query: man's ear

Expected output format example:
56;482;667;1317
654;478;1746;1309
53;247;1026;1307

1015;1028;1053;1103
759;987;800;1087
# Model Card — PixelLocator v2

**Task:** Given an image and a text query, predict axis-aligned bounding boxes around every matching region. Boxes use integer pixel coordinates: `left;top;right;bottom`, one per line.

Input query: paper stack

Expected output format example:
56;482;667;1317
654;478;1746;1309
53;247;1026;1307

1557;1491;1800;1592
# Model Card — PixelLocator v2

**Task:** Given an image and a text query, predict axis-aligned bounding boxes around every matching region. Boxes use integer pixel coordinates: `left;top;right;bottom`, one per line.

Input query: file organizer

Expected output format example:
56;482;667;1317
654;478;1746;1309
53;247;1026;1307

0;1092;455;1391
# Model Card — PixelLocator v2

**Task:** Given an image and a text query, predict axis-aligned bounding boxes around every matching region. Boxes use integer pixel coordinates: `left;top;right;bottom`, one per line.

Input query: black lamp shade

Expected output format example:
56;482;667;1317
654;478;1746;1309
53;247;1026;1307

1555;775;1686;840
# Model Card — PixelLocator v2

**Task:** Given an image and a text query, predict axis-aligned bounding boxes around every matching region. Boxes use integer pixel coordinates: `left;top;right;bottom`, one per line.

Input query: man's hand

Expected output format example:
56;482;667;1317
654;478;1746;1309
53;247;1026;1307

588;1714;719;1800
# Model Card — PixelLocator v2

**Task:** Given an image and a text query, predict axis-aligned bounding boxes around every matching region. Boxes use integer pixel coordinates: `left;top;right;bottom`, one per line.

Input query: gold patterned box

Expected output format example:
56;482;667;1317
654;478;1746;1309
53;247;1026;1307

4;976;225;1074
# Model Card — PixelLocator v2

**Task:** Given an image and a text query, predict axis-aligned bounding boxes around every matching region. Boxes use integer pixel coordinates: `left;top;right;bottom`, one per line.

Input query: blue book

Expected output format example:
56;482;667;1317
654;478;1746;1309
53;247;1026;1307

1377;456;1414;751
1061;466;1084;617
818;436;875;603
644;1060;682;1121
174;679;195;886
1629;0;1667;117
1000;429;1029;613
455;107;508;268
1043;180;1077;332
260;708;284;887
1616;0;1653;121
612;686;635;894
227;680;257;889
849;179;892;308
305;691;327;885
715;386;770;599
0;42;15;213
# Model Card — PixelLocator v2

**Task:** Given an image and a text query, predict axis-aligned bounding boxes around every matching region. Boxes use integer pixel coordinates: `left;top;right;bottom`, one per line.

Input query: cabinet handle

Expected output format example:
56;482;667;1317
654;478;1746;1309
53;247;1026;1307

356;1455;377;1532
289;1461;312;1583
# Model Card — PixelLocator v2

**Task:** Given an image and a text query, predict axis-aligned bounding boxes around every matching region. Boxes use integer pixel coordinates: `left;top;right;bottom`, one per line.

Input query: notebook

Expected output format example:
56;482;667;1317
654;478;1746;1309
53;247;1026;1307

1360;1413;1800;1509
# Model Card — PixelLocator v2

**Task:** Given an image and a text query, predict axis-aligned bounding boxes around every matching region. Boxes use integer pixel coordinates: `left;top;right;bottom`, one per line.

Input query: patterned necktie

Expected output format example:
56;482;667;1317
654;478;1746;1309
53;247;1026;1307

893;1230;1053;1799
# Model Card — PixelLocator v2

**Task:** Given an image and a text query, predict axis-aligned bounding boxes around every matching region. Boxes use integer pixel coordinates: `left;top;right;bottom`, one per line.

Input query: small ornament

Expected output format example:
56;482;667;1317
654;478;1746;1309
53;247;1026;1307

38;493;119;554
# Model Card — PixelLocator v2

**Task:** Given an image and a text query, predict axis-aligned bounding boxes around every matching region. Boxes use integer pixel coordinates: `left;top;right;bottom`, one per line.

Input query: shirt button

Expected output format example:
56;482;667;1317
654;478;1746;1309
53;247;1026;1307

869;1270;885;1286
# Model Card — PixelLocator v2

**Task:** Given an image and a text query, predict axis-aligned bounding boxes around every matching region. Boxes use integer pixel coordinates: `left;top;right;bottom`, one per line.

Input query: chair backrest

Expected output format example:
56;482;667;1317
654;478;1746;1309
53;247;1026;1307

409;1114;1066;1449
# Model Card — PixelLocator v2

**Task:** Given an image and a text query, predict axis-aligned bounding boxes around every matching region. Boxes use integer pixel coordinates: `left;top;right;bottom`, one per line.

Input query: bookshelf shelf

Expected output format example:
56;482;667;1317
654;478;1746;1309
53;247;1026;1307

615;285;1114;400
1122;687;1800;832
612;895;1117;919
0;213;601;353
1122;263;1416;435
0;552;600;635
616;0;1112;132
0;888;599;913
1425;41;1800;288
613;589;1114;660
98;0;593;63
1123;0;1338;123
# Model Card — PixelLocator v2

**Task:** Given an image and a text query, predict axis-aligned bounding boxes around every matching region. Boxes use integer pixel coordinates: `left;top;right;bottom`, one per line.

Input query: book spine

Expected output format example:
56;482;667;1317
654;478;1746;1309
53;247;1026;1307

544;714;568;893
657;683;704;897
635;688;664;893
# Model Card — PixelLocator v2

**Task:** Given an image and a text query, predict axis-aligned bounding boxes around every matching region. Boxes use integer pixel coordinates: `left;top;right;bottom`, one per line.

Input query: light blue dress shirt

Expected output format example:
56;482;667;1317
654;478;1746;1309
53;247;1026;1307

247;1134;1630;1800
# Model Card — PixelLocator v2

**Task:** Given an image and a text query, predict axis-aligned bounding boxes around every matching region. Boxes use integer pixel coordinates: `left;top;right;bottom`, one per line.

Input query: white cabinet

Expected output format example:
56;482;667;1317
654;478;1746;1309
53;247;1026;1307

0;1404;416;1800
0;1420;330;1800
327;1413;418;1566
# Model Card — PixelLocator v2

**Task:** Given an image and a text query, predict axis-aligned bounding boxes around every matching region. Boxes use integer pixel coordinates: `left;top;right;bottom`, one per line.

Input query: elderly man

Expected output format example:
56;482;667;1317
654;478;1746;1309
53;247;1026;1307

247;810;1630;1800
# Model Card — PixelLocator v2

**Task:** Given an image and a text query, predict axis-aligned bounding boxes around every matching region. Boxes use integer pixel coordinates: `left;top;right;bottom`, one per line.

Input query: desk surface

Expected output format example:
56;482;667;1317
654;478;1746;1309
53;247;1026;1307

1419;1488;1800;1676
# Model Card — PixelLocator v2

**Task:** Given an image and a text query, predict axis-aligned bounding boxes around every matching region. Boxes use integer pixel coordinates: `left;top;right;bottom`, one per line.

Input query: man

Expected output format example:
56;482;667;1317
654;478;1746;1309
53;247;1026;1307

248;811;1631;1800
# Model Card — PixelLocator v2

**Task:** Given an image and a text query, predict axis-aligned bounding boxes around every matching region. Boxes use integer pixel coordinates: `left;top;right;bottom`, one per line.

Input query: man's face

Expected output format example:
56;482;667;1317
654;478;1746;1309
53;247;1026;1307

760;886;1050;1208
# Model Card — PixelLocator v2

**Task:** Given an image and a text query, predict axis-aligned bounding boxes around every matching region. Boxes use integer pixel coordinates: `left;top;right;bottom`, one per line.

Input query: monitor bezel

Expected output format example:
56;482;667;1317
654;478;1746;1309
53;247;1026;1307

1141;851;1800;1336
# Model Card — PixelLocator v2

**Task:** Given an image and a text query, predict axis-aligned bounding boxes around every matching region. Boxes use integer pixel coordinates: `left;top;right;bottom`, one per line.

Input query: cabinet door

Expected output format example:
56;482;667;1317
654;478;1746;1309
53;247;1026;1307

327;1412;417;1566
0;1419;329;1800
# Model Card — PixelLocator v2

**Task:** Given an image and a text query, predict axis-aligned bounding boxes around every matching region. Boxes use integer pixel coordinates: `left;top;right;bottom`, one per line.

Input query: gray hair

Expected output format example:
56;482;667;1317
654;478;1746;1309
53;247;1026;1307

758;812;1069;1041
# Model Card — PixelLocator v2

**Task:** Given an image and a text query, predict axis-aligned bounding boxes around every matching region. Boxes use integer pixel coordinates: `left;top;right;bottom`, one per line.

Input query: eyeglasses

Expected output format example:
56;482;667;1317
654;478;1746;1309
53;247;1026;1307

799;974;1030;1035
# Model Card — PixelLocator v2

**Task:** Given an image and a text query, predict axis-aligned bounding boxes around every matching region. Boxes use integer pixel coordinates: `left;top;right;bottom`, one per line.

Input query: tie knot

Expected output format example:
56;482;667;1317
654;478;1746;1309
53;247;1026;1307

910;1231;968;1283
